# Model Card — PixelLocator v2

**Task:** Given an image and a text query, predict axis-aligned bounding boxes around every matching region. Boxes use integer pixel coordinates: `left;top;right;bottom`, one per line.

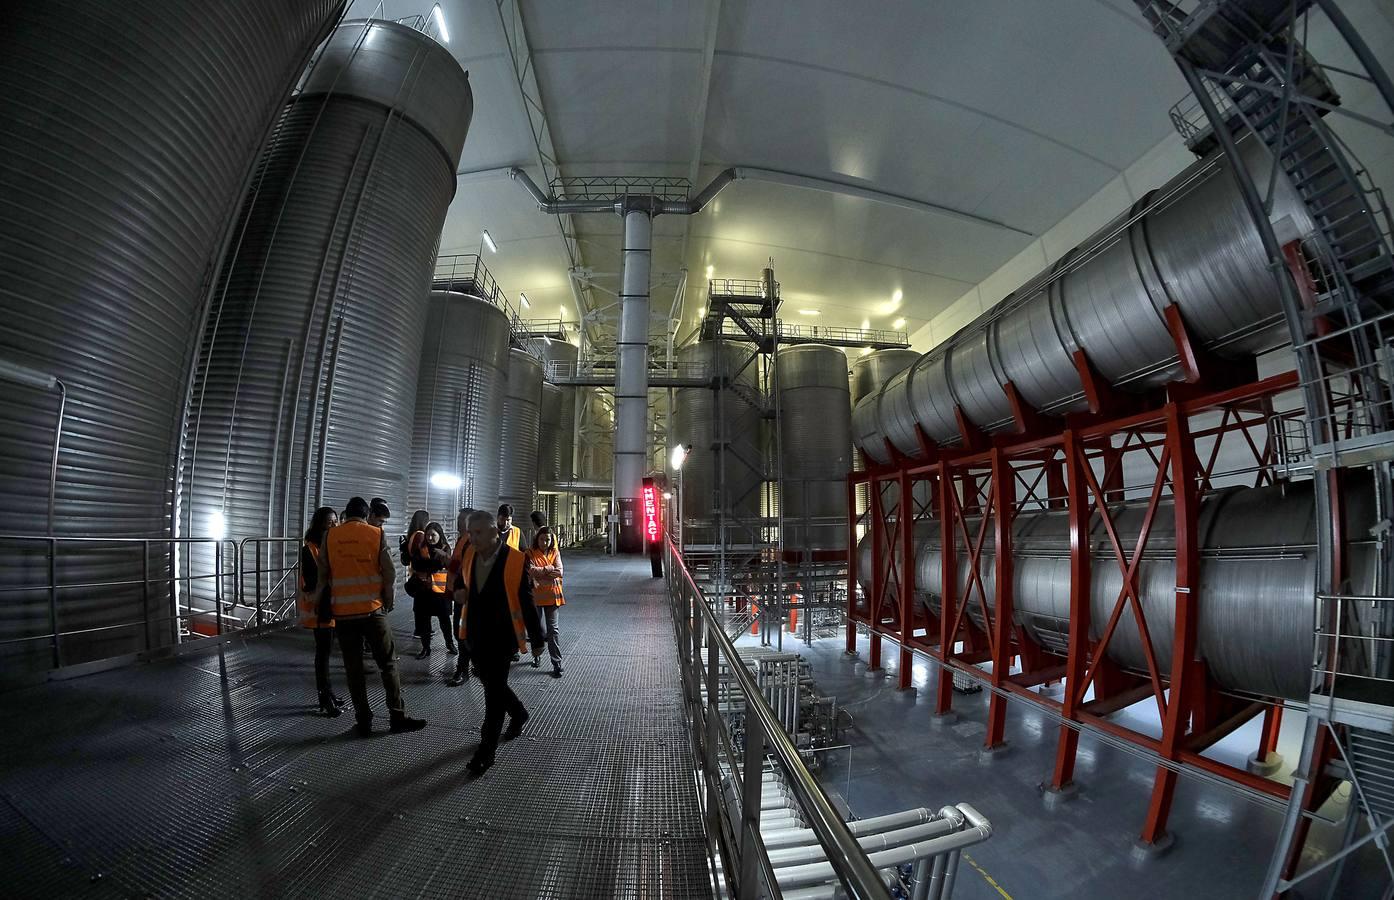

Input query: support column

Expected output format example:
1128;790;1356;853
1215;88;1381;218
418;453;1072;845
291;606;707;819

614;206;652;553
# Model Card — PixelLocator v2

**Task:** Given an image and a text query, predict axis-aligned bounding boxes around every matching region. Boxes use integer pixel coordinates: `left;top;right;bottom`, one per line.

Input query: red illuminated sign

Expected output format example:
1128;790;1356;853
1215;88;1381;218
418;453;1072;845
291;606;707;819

641;478;663;544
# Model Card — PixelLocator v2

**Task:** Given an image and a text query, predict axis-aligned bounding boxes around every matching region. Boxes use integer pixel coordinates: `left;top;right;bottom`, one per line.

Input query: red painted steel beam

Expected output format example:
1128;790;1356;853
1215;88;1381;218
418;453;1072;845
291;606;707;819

897;468;916;690
935;460;956;716
986;448;1015;748
845;475;858;654
1052;429;1092;790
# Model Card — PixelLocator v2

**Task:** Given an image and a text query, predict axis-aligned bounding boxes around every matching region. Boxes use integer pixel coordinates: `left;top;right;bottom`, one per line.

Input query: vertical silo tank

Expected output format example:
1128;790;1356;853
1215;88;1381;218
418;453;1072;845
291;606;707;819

538;383;566;487
498;349;545;517
849;349;919;516
528;338;579;485
777;345;852;552
408;292;511;519
673;341;765;546
181;17;472;599
0;0;345;671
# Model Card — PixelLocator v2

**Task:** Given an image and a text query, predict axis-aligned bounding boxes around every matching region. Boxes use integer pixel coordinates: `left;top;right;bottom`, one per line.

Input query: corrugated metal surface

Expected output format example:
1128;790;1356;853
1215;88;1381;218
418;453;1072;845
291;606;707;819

182;19;471;603
498;349;544;517
408;292;510;519
853;136;1315;460
529;339;579;487
539;383;566;487
860;481;1376;700
850;349;918;516
673;341;764;545
777;345;850;551
0;0;345;671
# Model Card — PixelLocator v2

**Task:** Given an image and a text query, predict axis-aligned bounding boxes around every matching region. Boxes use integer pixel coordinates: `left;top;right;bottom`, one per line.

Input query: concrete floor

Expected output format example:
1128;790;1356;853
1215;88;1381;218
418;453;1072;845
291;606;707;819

748;628;1391;900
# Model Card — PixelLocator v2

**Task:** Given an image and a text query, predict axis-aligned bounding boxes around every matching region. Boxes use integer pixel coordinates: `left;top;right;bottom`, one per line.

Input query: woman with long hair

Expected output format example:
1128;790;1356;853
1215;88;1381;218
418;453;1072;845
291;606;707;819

526;526;565;678
299;506;345;716
408;511;455;658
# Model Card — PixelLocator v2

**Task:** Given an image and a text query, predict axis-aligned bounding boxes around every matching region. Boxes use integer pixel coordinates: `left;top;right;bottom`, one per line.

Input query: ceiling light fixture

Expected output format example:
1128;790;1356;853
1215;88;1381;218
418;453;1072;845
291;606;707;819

481;229;497;253
892;317;906;329
798;309;820;316
519;292;530;309
860;347;872;356
892;289;903;302
431;4;450;42
705;265;714;279
861;318;870;330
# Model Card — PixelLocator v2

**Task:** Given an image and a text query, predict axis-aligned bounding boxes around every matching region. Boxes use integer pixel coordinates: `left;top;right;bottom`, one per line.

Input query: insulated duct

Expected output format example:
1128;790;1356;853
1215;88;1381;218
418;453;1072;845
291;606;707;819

0;0;345;671
853;137;1315;464
182;19;471;598
408;292;511;518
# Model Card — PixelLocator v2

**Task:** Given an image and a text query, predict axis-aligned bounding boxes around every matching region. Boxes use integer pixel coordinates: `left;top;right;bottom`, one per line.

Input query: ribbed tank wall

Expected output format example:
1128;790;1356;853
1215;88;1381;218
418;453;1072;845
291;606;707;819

777;345;851;551
528;339;579;486
673;341;765;545
408;293;510;519
0;0;345;671
853;136;1315;461
182;19;471;606
856;481;1376;700
498;349;544;517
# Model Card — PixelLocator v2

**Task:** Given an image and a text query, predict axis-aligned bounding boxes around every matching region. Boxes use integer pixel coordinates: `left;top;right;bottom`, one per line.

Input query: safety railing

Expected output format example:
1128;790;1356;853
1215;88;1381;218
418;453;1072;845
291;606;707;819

0;535;241;672
709;278;775;300
543;358;713;383
1312;592;1394;717
237;537;304;629
665;539;891;899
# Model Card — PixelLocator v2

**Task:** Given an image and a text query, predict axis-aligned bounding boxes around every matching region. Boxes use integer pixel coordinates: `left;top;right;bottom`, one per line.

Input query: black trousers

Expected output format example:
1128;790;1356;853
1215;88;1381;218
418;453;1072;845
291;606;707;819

451;602;472;672
335;611;404;723
413;594;452;649
313;626;335;697
473;652;525;761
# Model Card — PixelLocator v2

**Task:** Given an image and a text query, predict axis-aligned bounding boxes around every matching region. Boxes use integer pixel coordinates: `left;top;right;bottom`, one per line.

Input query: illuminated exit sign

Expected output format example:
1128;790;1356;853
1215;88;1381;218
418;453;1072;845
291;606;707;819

641;477;662;545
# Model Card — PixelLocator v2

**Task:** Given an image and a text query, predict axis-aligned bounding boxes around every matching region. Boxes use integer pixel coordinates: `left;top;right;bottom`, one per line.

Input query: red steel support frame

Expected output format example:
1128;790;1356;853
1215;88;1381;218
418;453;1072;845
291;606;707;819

846;370;1312;847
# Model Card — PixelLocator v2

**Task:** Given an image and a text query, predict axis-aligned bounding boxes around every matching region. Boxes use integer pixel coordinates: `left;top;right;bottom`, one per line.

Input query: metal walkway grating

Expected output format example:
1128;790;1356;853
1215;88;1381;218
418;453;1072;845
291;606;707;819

0;553;712;900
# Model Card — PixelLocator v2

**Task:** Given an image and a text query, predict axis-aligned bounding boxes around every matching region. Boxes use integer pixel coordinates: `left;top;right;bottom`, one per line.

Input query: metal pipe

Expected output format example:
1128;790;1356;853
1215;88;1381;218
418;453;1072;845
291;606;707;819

761;809;937;850
766;819;958;868
613;207;652;552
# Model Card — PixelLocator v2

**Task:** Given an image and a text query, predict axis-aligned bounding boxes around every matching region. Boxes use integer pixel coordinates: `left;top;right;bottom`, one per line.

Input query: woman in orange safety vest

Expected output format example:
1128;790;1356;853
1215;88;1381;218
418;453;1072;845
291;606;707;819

526;526;566;677
407;511;455;659
299;506;345;717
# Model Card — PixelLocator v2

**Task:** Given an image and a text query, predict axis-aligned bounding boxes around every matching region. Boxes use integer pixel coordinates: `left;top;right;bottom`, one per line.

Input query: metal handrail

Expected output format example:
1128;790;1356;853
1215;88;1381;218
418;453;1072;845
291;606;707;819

664;538;891;899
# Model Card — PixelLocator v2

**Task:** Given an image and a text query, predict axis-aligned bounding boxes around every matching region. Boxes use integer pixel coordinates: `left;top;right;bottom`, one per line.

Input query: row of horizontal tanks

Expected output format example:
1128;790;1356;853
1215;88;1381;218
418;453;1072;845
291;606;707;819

850;135;1382;702
0;9;557;674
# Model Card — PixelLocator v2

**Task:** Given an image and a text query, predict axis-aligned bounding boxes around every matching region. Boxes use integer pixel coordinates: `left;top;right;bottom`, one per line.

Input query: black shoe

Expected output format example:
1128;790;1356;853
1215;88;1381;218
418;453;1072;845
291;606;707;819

502;711;529;741
415;647;431;660
446;643;458;656
319;693;343;717
466;754;494;776
331;694;346;708
447;671;466;687
531;656;540;668
550;667;563;679
389;714;427;734
512;651;521;662
355;720;374;738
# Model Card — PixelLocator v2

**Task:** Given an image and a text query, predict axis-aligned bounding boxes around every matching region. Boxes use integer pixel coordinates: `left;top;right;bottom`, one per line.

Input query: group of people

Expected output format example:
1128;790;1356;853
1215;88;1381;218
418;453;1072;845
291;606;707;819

296;498;568;775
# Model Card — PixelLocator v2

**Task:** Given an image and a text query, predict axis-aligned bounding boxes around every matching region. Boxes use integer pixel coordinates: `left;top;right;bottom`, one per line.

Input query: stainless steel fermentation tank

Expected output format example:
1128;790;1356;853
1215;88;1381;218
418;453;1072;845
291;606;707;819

854;137;1314;464
776;345;852;552
498;349;545;519
182;18;471;597
0;0;344;670
856;481;1376;701
673;341;766;546
529;338;579;488
408;292;511;518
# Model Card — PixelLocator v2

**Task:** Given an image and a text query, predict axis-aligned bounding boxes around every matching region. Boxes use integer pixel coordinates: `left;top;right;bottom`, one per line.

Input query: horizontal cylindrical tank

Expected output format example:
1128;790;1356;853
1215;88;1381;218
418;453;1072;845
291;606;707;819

777;345;851;551
498;349;544;518
409;292;511;519
0;0;344;670
673;341;765;546
853;136;1315;462
856;481;1376;700
182;19;472;586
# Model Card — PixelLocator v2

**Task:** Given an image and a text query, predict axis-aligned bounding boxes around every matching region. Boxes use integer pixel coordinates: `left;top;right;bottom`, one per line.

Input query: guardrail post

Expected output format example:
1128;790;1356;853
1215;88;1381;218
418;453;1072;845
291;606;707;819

737;716;765;895
142;543;152;651
256;541;264;628
214;542;224;636
48;536;61;668
704;620;722;869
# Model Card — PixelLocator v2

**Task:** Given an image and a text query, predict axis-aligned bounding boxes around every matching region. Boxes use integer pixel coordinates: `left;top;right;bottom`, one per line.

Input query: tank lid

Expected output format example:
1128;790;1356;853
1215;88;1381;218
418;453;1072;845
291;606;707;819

303;19;473;169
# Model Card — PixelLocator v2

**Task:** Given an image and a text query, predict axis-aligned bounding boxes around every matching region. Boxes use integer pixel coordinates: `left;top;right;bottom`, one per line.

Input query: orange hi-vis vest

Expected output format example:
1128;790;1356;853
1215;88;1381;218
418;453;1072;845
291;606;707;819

409;531;448;593
503;525;521;550
457;544;528;653
297;540;333;629
526;548;565;607
326;520;385;618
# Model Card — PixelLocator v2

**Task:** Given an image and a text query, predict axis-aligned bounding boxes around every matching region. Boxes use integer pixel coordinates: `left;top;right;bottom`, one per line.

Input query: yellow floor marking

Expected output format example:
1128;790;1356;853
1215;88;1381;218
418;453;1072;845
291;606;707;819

963;852;1014;900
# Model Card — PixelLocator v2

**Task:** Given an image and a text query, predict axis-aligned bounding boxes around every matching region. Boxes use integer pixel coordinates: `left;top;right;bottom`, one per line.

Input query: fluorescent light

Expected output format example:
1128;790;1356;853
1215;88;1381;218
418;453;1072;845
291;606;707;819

430;472;462;490
798;309;820;316
431;4;450;42
482;229;497;253
519;292;530;309
892;289;903;302
860;347;872;356
697;306;705;317
860;318;870;330
892;317;906;329
670;445;689;470
208;510;226;542
705;265;714;278
543;335;552;346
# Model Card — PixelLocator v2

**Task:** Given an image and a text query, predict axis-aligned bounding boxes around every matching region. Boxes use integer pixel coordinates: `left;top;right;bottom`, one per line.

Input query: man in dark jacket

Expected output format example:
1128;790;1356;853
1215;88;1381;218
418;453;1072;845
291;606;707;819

454;509;545;775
